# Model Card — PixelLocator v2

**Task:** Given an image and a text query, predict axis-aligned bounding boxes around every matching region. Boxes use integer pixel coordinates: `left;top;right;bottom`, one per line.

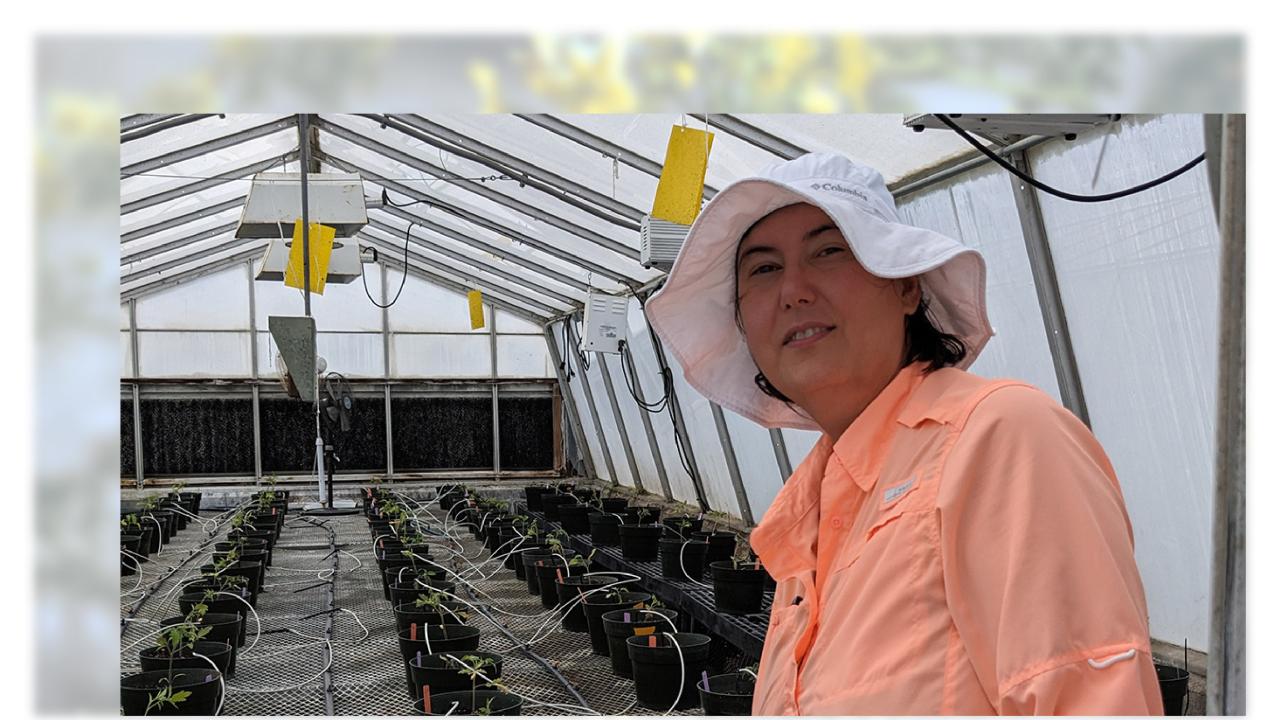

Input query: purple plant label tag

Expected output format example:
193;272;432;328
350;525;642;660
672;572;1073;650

623;612;631;622
702;670;710;690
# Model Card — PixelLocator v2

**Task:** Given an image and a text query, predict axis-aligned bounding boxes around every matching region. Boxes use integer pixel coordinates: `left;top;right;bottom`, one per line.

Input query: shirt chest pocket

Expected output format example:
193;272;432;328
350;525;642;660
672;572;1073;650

811;490;931;684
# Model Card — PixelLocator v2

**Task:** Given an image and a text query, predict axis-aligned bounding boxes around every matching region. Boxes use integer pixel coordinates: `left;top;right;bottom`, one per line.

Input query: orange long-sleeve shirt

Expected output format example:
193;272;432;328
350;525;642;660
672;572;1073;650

749;361;1163;715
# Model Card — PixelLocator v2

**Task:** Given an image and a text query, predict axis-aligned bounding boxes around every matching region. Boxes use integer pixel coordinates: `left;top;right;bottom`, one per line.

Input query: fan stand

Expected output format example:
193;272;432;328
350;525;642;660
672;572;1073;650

303;426;359;516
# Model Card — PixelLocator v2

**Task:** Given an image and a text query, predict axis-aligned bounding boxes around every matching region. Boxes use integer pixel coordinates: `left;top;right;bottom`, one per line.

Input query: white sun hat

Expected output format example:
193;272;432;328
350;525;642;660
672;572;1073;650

644;152;993;431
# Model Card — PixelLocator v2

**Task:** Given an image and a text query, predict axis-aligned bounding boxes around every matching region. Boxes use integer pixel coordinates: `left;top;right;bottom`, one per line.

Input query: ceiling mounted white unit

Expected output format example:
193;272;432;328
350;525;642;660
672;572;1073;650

235;172;369;239
640;215;691;271
581;292;630;354
903;114;1121;143
255;238;363;285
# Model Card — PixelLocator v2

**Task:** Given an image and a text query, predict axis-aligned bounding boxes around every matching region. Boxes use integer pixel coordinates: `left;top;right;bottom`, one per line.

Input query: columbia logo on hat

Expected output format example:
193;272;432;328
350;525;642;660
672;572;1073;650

810;182;871;203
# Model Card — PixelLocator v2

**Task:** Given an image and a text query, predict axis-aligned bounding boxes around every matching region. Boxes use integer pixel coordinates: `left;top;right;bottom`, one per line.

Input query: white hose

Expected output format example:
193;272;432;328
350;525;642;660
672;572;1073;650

660;632;686;716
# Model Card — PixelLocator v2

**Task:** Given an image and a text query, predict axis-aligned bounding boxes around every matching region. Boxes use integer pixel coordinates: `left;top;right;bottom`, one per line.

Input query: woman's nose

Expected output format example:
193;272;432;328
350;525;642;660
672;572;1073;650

779;265;817;310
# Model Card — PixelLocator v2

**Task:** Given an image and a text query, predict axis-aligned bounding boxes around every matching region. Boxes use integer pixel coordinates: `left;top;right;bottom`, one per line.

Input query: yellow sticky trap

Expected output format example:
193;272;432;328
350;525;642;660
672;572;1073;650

651;125;714;225
284;220;336;295
468;290;485;330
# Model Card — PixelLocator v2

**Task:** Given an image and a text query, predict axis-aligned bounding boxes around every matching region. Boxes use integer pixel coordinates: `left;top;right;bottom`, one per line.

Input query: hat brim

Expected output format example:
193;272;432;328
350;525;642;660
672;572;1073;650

645;178;993;431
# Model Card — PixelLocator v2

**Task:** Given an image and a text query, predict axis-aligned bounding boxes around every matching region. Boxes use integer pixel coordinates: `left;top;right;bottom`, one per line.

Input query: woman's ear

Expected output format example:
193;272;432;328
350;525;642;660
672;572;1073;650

897;277;923;314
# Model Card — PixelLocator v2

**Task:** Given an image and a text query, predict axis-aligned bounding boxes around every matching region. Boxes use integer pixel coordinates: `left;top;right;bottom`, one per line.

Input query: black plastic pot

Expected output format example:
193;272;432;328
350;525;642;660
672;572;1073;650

145;511;175;543
121;535;143;575
708;561;766;615
419;689;522;716
397;625;482;698
159;613;243;675
510;545;549;582
557;504;591;534
618;524;663;561
393;601;472;633
215;538;270;565
139;640;233;679
541;494;577;522
1155;661;1190;715
520;550;555;595
485;520;515;552
534;558;582;609
600;497;629;513
408;651;504;698
627;632;712;710
659;539;709;581
601;607;679;678
120;668;222;716
390;579;456;609
699;670;756;715
524;486;551;511
661;515;703;539
588;513;624;546
178;590;252;644
199;561;263;605
583;591;650;656
690;531;737;565
554;575;613;632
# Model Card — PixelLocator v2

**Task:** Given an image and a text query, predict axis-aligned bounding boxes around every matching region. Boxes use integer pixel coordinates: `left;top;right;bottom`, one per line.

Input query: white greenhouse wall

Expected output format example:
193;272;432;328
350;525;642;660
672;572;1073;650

1029;114;1218;650
897;163;1063;401
496;336;554;378
598;352;663;495
580;347;636;488
720;408;787;524
135;267;250;330
137;331;252;377
549;322;617;487
622;300;701;504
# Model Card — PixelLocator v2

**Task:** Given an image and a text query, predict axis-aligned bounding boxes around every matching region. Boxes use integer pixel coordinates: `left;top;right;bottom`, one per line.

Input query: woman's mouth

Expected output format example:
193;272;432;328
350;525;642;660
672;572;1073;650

784;325;835;348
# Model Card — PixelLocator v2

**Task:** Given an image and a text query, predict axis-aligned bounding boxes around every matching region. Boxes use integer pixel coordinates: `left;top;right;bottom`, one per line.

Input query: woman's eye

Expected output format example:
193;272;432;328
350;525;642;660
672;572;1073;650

749;263;779;276
817;245;846;257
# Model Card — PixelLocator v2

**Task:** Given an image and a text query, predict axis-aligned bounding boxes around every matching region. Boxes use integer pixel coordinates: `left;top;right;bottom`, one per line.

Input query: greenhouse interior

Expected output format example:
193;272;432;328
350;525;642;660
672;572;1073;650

118;113;1244;716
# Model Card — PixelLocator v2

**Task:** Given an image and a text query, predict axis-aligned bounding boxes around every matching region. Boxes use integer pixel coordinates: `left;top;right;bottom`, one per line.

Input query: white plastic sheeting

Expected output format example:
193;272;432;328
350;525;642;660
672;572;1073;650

387;269;495;333
1029;114;1218;650
391;334;490;378
120;331;132;378
255;267;385;332
137;331;252;377
897;163;1063;400
496;336;554;378
549;324;618;487
135;266;250;330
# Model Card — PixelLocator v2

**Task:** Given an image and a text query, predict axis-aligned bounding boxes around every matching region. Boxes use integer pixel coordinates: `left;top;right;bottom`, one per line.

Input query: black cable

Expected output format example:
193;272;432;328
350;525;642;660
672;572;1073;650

360;221;412;308
932;114;1205;203
618;340;671;413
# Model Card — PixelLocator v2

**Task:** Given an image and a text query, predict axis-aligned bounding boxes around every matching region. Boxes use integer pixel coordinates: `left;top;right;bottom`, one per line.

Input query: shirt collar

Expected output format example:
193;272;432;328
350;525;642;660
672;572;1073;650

750;361;931;578
830;360;932;491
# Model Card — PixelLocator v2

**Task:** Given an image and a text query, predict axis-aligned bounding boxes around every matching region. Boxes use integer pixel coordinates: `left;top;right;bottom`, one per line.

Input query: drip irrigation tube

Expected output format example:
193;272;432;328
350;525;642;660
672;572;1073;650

459;585;593;711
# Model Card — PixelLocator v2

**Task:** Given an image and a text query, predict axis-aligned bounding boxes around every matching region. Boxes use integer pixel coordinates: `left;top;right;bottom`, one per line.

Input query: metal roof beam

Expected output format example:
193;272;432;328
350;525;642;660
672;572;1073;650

121;114;181;131
121;220;240;265
121;116;297;179
370;203;593;294
121;114;222;144
316;149;642;287
363;216;582;308
315;117;642;262
121;151;298;216
121;195;248;245
363;233;558;319
121;235;261;285
691;114;808;159
515;114;720;201
121;245;267;301
358;230;568;317
377;113;646;226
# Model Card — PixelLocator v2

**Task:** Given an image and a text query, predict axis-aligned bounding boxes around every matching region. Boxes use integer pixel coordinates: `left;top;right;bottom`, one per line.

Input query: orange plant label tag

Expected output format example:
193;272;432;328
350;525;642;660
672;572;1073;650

633;626;655;637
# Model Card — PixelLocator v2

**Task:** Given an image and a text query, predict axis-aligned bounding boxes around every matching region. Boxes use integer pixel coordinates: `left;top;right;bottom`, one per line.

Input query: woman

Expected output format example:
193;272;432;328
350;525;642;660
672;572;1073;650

645;153;1163;714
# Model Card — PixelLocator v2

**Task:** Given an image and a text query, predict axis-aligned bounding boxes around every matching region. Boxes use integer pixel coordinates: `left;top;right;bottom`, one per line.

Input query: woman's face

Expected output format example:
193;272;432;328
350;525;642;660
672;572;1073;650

736;203;920;411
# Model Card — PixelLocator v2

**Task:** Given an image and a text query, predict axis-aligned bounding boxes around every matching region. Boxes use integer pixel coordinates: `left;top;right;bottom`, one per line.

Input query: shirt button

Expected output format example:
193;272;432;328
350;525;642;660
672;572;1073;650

831;518;843;528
